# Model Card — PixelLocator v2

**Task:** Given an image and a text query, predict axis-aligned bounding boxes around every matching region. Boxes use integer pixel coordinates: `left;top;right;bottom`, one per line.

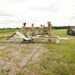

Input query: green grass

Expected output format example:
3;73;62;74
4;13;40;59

0;28;22;36
0;28;75;75
19;29;75;75
40;29;75;75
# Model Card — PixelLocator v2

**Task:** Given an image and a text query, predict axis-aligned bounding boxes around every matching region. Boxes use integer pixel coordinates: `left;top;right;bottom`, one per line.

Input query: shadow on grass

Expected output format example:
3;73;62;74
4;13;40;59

0;40;57;44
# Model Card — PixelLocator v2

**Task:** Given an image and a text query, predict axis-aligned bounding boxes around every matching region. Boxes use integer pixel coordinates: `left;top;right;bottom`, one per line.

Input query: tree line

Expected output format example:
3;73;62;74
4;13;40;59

0;26;70;30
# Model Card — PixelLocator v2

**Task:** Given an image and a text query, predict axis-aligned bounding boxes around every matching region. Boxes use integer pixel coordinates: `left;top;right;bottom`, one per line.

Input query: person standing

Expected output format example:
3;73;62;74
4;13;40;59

47;21;52;36
22;22;27;36
30;23;36;36
39;24;44;36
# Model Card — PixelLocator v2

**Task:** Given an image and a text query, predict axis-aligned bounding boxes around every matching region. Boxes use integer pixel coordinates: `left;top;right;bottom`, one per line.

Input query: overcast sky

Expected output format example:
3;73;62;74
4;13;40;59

0;0;75;28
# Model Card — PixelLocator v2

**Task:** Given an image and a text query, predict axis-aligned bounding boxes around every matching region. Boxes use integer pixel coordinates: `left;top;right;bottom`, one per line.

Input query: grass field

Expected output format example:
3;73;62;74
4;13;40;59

41;30;75;75
0;28;75;75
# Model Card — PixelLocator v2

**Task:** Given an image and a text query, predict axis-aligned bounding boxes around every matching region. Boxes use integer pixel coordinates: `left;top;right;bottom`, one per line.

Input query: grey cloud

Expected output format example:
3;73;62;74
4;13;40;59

7;0;26;3
0;13;15;17
70;16;75;19
0;19;25;24
29;5;59;13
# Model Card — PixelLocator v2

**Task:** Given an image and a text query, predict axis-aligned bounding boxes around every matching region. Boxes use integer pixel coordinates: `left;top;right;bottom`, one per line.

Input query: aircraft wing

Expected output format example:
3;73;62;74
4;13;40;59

16;31;32;40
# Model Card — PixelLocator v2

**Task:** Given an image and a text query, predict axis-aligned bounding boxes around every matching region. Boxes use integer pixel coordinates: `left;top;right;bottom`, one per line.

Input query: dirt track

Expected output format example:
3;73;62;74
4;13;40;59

0;41;48;75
